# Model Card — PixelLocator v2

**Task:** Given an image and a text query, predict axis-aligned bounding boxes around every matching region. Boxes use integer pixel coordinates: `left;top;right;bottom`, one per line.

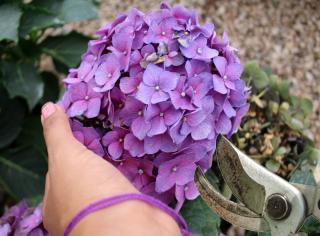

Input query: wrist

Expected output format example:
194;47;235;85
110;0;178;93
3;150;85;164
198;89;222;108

70;199;180;236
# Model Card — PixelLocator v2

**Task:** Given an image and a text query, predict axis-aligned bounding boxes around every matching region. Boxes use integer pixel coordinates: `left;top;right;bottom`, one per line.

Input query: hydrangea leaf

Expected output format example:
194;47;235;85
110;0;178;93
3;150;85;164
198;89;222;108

243;61;269;90
0;86;26;149
40;32;90;67
19;0;98;37
180;197;221;236
0;61;44;110
15;116;46;157
289;170;316;186
0;147;46;202
300;216;320;235
0;3;22;42
258;232;271;236
40;72;60;104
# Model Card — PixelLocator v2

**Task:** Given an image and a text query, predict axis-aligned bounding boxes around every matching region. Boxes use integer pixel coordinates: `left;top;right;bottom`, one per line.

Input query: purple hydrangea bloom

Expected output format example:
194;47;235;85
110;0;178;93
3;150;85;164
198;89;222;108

102;128;128;160
175;181;199;211
180;36;218;61
136;64;179;104
93;53;121;92
0;3;252;234
117;157;154;189
144;101;181;136
59;2;249;212
0;202;47;235
66;82;102;118
71;120;105;156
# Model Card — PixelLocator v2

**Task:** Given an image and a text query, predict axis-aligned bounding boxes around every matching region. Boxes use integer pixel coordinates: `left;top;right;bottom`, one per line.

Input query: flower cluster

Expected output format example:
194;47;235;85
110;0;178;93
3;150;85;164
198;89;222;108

0;201;47;236
60;2;249;210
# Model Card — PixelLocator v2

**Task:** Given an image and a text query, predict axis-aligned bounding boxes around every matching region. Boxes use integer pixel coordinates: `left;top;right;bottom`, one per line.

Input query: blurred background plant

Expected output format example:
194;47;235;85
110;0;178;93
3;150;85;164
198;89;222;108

0;0;98;212
0;1;319;236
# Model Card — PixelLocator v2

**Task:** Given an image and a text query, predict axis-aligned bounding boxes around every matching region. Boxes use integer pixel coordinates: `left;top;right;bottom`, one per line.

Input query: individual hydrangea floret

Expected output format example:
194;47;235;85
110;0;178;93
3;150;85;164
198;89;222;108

0;201;47;236
60;2;249;211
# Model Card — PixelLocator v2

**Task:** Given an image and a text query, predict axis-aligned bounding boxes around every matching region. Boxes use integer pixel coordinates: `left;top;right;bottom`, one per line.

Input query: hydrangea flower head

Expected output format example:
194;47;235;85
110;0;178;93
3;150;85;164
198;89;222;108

60;2;249;211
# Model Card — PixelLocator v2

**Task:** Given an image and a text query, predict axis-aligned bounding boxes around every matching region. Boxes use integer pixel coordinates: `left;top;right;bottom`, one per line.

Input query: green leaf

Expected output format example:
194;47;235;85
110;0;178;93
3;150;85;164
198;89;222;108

0;3;22;42
180;197;221;236
289;170;316;186
15;116;47;157
0;61;44;110
258;232;271;236
19;0;98;37
0;147;46;201
40;32;90;68
243;61;270;90
300;216;320;235
0;86;26;148
40;72;61;104
274;146;287;156
265;159;280;173
300;98;313;114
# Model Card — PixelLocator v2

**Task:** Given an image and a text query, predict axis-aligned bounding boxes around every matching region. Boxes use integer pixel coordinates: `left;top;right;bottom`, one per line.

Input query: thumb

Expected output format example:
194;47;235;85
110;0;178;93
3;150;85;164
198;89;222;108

41;102;80;157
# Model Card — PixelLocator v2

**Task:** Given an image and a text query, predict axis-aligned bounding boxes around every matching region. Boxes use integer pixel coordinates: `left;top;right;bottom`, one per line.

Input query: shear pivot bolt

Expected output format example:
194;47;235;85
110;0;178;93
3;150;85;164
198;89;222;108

265;193;291;220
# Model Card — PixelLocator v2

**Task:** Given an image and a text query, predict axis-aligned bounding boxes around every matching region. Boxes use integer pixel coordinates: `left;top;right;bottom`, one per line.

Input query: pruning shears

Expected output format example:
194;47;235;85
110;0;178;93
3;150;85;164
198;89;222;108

195;135;320;236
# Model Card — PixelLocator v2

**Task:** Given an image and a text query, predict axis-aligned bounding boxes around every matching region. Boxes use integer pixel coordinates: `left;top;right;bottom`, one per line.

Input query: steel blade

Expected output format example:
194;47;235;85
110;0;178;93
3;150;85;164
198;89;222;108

195;167;270;232
215;135;266;214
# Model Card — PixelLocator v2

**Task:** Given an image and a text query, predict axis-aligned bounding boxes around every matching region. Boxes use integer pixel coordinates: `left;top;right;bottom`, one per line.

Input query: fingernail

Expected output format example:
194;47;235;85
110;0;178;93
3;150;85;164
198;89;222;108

41;102;56;119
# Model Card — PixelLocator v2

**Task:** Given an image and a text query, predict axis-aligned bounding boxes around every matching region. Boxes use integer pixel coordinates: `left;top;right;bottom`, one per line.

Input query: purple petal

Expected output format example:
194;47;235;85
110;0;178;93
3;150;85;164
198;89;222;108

132;117;151;140
213;56;227;76
136;83;154;104
148;117;167;136
124;133;145;157
102;131;119;145
143;64;161;86
159;71;179;91
226;63;243;80
160;133;178;152
120;77;140;94
216;112;232;134
69;82;87;101
68;100;87;117
144;135;161;154
85;98;101;118
164;108;181;126
108;141;123;160
186;110;207;126
212;75;228;94
151;90;169;104
223;99;236;117
191;119;212;140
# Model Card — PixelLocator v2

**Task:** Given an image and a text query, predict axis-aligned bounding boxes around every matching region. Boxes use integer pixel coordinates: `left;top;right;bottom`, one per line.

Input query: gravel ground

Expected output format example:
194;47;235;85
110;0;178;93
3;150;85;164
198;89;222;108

67;0;320;147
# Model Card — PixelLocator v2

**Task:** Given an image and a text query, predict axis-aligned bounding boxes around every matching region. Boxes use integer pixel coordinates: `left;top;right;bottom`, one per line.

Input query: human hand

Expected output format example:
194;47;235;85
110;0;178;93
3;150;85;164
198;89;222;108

41;102;180;236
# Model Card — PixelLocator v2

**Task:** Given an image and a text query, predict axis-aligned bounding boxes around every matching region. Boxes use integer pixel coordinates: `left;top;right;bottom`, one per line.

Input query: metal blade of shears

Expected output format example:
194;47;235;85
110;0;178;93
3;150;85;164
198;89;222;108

215;135;266;214
195;167;270;232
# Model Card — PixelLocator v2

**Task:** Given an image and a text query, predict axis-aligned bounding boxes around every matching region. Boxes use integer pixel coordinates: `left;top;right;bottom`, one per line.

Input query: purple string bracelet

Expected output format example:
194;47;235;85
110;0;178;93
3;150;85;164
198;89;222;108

63;193;190;236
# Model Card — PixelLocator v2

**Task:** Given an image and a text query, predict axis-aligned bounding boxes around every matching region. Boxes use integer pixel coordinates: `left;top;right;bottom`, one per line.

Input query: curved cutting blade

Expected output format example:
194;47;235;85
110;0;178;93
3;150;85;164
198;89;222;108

195;167;270;232
215;135;266;214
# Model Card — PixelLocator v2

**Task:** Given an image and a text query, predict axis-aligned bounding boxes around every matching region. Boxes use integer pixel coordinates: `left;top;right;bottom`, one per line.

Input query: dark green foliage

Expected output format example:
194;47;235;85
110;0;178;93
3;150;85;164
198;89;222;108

0;0;98;210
